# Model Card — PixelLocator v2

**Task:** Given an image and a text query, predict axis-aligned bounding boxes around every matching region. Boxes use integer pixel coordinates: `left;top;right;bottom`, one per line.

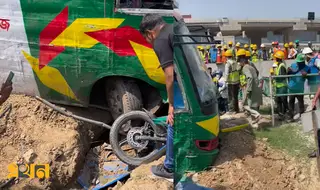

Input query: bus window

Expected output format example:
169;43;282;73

116;0;174;9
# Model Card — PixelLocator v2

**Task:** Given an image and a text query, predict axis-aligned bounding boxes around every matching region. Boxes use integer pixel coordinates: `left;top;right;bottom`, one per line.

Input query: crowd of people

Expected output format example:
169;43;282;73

199;40;319;64
207;45;320;126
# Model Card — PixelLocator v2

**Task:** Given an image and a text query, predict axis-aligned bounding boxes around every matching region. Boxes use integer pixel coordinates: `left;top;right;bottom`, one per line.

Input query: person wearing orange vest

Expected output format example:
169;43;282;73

222;45;228;64
288;42;297;59
216;44;223;64
272;41;281;61
283;43;289;60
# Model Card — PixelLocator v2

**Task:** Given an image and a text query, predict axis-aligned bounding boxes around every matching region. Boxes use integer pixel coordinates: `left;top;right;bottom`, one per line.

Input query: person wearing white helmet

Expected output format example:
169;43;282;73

258;44;269;61
303;47;320;93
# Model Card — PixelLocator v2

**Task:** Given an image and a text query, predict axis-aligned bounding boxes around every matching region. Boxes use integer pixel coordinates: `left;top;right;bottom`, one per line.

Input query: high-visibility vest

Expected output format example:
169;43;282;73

251;50;258;63
199;50;205;61
240;74;246;86
221;50;227;64
226;59;240;84
275;62;287;88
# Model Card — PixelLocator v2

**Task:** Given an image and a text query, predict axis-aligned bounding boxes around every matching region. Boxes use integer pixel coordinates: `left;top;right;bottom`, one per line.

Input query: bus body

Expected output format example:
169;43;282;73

1;0;175;120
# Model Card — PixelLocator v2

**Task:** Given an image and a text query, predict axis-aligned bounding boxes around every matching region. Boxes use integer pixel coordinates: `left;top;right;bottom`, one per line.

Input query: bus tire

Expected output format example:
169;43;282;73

105;78;142;120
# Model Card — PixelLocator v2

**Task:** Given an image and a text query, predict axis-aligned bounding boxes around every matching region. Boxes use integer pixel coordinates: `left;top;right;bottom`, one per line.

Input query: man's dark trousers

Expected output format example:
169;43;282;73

228;83;240;113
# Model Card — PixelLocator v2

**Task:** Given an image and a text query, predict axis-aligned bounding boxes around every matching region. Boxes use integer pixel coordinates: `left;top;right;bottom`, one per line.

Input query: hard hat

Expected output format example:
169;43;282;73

284;43;289;48
302;47;313;54
197;46;203;50
295;53;306;63
215;70;223;76
236;49;246;57
225;49;233;57
206;45;211;49
308;41;312;45
223;45;228;49
244;44;249;48
271;41;275;45
245;51;251;57
274;50;285;60
236;42;241;47
269;68;274;73
252;44;257;50
228;41;233;45
289;42;294;46
272;63;278;67
217;44;222;48
260;44;265;48
250;44;254;48
295;40;299;43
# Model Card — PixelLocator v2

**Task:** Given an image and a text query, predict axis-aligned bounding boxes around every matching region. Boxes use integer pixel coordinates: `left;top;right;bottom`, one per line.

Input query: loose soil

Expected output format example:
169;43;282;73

0;95;107;189
195;128;320;190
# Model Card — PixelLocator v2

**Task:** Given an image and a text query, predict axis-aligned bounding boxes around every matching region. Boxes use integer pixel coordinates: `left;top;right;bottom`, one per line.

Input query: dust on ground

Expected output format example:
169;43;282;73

195;116;320;190
112;156;173;190
0;95;107;189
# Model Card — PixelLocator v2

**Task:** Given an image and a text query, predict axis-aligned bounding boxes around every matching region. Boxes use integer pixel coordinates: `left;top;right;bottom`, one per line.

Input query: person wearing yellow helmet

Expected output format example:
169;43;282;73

228;41;233;48
283;43;289;60
273;50;288;119
251;44;259;63
222;45;228;64
288;42;297;59
225;49;240;113
239;48;262;123
244;44;249;51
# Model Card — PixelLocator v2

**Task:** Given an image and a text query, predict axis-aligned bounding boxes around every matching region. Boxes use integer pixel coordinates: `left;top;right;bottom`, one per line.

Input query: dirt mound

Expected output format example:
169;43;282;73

0;95;100;189
112;157;173;190
196;129;320;190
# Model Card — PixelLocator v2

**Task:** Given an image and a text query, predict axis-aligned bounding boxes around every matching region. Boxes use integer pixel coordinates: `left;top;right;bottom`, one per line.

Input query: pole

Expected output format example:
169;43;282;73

311;111;320;178
269;75;275;127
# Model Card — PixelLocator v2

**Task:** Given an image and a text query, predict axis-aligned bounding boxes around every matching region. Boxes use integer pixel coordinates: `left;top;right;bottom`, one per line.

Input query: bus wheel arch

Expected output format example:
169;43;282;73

90;76;163;120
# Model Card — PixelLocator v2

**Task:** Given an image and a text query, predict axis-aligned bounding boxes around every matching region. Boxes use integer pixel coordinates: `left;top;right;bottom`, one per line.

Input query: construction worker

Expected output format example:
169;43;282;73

251;44;259;63
235;42;241;60
222;45;228;64
239;49;262;123
274;50;288;120
288;42;297;59
228;41;235;58
225;49;240;113
283;43;289;60
206;45;211;63
216;44;223;64
303;47;320;93
308;41;315;51
295;40;301;53
244;44;249;51
258;44;269;61
209;45;217;63
213;70;228;114
287;53;308;121
246;51;259;76
197;46;205;61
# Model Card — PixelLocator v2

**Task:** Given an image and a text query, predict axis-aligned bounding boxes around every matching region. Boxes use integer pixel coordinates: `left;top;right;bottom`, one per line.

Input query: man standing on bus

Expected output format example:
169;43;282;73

140;14;174;180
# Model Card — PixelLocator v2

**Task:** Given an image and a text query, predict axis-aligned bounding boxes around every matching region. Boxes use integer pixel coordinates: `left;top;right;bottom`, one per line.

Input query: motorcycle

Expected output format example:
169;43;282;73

109;110;168;166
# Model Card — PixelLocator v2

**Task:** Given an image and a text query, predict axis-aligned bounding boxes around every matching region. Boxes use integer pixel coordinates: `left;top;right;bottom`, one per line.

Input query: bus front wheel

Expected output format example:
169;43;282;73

105;78;143;120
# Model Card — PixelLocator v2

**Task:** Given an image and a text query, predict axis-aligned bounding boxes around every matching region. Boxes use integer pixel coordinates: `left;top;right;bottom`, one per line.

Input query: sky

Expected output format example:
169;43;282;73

177;0;319;19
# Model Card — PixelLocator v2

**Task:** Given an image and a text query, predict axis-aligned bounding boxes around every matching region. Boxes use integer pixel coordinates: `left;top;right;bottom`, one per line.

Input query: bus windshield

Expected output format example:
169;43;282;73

174;20;217;115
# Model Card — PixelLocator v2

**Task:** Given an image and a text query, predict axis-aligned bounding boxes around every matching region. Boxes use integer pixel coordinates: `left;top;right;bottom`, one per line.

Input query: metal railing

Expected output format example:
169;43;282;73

265;74;320;126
